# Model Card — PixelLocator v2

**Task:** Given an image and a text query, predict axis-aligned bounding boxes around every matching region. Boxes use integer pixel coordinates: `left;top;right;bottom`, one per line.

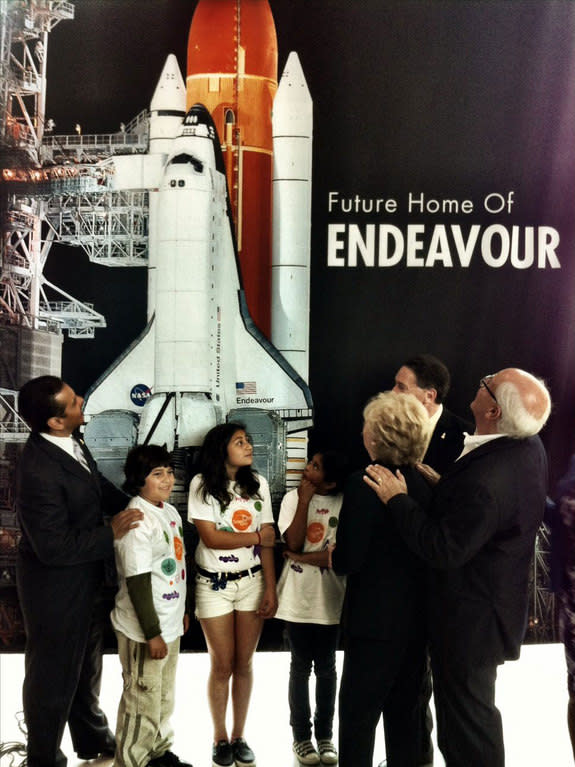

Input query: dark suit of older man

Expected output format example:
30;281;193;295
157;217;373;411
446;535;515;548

367;368;551;767
389;435;546;765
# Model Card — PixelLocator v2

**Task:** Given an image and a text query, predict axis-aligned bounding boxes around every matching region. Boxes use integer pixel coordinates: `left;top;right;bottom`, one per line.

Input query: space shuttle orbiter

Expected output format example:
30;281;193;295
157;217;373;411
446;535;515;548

83;54;313;458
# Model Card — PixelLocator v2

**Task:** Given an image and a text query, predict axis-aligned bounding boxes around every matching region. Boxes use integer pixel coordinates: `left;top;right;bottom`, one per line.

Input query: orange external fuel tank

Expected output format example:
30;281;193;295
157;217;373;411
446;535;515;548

186;0;278;338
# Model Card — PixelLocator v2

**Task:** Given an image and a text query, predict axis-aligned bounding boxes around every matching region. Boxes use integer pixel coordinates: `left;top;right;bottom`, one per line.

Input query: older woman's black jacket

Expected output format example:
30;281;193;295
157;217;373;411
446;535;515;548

333;463;432;641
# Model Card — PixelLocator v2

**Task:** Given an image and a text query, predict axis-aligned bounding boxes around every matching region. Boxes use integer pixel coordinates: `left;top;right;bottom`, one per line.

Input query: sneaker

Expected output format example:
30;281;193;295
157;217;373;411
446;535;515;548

150;752;194;767
317;739;338;765
231;737;256;767
292;740;320;766
212;740;234;767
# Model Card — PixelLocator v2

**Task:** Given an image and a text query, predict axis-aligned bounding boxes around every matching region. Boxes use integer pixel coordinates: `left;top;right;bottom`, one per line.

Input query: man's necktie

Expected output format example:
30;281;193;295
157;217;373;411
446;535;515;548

72;439;91;473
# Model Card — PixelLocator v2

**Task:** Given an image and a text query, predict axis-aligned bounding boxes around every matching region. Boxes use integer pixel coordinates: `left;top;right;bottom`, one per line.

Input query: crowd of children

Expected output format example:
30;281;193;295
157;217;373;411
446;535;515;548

112;425;348;767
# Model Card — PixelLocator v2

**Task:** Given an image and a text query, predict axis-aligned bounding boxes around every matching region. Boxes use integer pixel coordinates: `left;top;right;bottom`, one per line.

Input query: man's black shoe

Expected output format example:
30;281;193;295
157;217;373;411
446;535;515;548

77;749;115;761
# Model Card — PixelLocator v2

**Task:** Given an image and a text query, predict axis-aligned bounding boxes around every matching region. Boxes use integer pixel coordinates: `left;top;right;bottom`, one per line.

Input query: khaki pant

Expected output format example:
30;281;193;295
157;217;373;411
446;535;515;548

114;632;180;767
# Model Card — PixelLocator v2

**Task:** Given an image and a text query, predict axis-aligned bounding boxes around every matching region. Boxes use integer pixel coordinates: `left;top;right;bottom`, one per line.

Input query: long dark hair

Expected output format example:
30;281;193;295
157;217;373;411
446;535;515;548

197;422;260;508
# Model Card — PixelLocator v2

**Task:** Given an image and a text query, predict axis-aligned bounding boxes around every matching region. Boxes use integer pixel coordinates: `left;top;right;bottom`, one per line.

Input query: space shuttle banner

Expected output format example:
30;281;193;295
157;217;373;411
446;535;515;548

39;0;575;483
1;0;575;653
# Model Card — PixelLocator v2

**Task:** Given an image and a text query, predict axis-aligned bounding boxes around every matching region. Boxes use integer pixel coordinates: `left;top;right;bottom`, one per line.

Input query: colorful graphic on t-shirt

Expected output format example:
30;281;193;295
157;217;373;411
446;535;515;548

174;536;183;561
161;558;177;576
307;521;325;544
232;508;253;531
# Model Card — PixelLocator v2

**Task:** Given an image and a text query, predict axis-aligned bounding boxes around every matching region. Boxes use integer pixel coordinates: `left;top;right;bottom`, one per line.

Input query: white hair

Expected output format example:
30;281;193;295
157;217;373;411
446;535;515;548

495;375;551;438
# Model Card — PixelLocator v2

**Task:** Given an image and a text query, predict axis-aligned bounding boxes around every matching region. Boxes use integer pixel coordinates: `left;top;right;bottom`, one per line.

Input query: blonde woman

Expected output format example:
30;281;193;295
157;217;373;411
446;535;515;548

333;392;432;767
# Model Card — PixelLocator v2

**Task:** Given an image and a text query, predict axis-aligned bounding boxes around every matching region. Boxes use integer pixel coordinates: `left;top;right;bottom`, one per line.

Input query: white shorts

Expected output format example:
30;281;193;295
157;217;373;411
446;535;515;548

195;568;265;619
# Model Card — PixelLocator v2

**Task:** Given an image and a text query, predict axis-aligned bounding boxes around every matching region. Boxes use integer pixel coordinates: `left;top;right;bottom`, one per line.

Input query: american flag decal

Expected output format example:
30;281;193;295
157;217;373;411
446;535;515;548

236;381;257;395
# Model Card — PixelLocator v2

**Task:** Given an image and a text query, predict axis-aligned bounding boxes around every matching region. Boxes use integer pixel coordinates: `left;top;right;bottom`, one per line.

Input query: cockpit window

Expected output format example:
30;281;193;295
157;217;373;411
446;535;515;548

170;154;203;172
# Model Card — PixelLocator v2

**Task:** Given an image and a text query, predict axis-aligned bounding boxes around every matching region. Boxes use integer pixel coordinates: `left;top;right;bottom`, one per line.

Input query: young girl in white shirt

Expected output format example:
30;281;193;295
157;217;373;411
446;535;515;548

276;450;348;766
187;423;276;767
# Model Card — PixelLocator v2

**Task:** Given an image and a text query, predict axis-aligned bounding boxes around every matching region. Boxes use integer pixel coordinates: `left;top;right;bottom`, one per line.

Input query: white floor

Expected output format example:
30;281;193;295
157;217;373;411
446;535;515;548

0;645;573;767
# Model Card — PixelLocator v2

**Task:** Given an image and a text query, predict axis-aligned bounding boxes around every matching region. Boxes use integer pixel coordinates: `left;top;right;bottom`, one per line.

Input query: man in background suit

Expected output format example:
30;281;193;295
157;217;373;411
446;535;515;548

387;353;471;767
16;376;143;767
393;354;471;475
367;368;551;766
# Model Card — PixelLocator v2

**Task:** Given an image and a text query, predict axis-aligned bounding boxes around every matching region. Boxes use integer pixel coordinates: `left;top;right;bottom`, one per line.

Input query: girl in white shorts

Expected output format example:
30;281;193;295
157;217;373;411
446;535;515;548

187;423;277;767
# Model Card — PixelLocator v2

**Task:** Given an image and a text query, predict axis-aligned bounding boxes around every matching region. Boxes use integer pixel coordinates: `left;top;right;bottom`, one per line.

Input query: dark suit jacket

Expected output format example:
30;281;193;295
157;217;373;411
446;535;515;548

387;435;548;665
423;406;472;474
333;464;432;642
16;431;127;626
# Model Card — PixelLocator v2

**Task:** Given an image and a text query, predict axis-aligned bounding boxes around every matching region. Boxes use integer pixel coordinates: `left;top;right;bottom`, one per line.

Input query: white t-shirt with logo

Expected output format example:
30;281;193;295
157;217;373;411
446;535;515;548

187;473;274;573
276;489;346;625
111;495;186;643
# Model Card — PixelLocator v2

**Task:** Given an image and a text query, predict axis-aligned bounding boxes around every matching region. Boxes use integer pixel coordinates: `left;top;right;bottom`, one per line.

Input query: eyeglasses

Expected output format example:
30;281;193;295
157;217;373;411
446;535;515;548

480;376;498;405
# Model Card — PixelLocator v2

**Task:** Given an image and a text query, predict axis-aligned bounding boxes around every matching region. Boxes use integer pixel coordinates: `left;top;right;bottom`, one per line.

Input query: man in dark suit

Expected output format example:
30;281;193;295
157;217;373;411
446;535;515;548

16;376;143;767
393;354;471;474
366;368;551;766
388;354;471;767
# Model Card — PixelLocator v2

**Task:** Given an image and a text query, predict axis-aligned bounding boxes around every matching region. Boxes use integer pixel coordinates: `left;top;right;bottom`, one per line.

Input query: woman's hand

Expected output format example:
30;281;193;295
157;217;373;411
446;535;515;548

256;585;278;619
363;464;407;503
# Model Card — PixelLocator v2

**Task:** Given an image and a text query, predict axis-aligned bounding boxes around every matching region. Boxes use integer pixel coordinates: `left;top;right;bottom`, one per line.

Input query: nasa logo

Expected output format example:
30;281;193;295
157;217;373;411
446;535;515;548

130;384;151;407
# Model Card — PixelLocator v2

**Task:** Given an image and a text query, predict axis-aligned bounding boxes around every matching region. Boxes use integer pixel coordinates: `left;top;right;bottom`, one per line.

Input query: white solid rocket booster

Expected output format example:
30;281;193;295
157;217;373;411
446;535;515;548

271;51;313;382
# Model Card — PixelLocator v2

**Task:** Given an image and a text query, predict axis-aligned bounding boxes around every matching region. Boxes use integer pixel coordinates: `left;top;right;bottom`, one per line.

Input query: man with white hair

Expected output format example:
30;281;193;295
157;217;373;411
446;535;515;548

365;368;551;767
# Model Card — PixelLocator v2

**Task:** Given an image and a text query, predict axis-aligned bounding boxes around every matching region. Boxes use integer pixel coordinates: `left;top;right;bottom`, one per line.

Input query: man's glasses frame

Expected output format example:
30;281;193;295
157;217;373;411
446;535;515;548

480;376;498;405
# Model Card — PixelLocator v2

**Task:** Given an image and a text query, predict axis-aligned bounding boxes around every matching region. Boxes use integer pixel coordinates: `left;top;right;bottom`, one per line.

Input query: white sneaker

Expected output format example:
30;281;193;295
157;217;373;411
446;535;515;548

316;740;338;765
293;740;320;766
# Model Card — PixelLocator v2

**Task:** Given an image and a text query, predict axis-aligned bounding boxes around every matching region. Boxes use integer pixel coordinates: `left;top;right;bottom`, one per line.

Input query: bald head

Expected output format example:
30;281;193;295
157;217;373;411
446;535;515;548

492;368;551;437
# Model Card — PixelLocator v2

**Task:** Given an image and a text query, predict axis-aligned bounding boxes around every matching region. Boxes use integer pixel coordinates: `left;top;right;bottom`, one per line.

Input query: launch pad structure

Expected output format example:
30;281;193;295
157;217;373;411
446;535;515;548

0;0;171;647
0;0;557;651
